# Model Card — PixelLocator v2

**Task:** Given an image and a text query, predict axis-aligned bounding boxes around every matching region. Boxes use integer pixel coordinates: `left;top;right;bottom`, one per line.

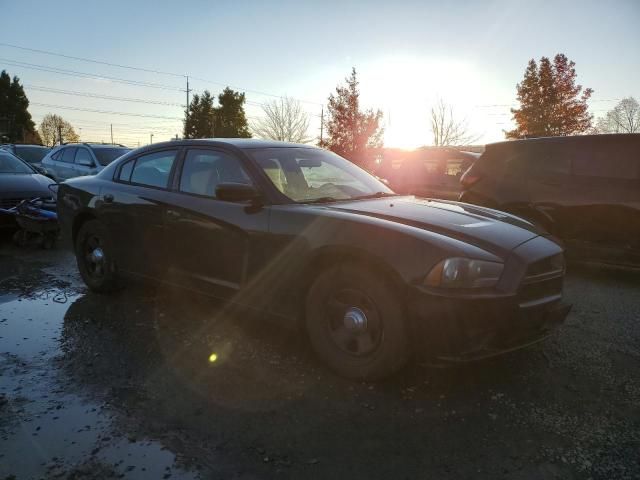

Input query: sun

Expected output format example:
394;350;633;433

359;56;478;149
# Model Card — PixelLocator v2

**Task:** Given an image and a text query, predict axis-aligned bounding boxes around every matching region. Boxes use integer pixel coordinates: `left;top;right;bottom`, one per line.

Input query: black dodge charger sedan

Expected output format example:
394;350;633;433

58;139;571;379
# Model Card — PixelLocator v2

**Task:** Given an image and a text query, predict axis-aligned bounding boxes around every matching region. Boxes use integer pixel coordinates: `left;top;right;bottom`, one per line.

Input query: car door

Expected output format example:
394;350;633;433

163;147;270;301
569;139;640;263
99;148;179;279
524;143;576;238
52;147;78;180
73;147;97;176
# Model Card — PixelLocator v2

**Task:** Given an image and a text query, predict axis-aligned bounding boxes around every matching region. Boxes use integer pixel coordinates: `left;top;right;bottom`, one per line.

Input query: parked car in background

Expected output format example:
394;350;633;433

0;144;51;168
375;147;479;200
0;149;56;229
58;139;570;379
41;143;131;181
460;134;640;267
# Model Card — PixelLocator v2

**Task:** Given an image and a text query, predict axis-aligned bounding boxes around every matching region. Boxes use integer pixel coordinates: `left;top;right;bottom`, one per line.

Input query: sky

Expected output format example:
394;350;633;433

1;0;639;148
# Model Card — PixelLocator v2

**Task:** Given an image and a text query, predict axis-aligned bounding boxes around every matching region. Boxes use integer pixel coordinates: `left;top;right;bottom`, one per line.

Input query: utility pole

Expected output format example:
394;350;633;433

150;133;154;145
185;75;191;139
58;125;63;145
320;105;324;144
110;124;114;144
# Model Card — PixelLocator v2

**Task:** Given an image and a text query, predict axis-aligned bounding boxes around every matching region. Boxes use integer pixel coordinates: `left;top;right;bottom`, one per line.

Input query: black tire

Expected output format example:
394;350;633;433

305;263;409;380
75;219;121;293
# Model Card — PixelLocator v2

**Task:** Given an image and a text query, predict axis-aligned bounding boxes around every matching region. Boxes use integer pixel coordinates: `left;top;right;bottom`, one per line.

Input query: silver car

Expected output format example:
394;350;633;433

41;143;131;181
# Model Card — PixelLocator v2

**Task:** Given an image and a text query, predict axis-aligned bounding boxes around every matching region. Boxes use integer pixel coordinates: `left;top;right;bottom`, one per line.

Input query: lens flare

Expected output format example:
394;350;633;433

208;353;218;363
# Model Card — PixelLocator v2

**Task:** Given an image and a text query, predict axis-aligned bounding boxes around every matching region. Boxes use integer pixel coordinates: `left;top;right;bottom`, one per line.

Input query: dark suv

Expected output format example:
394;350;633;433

459;134;640;267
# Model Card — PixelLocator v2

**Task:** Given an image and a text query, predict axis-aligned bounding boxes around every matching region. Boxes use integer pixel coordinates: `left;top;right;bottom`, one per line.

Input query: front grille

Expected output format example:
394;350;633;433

518;276;563;305
527;253;565;277
0;197;29;209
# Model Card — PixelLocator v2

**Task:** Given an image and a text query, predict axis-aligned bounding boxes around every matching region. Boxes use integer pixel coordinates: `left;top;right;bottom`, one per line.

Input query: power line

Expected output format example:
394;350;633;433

29;102;183;120
1;58;185;91
0;42;186;78
25;84;184;107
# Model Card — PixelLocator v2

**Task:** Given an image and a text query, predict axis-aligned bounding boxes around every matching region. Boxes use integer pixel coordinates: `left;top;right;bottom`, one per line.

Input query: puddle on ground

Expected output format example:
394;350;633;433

0;288;199;479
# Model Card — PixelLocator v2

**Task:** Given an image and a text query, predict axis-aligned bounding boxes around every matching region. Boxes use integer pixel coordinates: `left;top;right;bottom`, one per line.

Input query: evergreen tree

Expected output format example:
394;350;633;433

321;68;383;165
183;90;216;139
0;70;38;143
213;87;251;138
507;54;593;138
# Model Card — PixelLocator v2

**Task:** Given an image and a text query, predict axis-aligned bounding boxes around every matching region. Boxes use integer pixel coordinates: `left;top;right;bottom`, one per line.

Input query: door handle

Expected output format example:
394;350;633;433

103;194;114;203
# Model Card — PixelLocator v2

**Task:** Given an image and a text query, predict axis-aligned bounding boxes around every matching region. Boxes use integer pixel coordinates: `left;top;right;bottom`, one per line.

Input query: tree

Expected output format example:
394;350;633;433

213;87;251;138
321;68;383;165
38;114;80;146
183;90;216;139
506;54;593;139
251;97;311;143
595;97;640;134
430;98;478;146
0;70;38;143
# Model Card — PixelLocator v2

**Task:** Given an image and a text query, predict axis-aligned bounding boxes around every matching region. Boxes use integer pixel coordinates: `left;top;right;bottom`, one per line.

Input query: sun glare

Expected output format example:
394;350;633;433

360;56;478;149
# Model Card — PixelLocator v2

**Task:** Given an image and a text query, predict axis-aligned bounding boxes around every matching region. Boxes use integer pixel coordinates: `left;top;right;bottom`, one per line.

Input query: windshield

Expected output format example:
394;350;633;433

15;145;51;164
93;147;131;166
249;147;394;203
0;151;34;174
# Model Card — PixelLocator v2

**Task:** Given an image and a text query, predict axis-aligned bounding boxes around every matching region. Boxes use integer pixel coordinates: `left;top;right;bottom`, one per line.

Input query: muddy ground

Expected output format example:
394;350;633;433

0;238;639;479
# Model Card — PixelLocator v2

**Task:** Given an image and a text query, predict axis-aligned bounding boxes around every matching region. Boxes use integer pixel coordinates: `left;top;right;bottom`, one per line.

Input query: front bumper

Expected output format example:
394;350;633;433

407;286;571;362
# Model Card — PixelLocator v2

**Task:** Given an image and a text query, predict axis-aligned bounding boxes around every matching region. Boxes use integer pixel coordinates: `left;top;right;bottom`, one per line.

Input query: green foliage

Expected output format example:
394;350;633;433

183;91;216;139
214;87;251;138
507;54;593;138
321;68;383;165
183;87;251;139
0;70;38;143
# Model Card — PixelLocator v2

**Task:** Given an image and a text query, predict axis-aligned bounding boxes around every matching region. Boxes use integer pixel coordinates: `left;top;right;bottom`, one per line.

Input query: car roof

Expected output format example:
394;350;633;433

144;138;318;150
486;133;640;151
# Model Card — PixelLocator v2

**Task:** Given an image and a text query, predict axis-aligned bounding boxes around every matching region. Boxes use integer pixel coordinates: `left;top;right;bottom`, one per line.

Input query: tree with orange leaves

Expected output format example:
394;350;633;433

506;54;593;139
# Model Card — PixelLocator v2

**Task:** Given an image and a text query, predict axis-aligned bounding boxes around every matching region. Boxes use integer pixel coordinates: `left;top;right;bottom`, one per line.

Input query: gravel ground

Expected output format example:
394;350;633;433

0;239;639;479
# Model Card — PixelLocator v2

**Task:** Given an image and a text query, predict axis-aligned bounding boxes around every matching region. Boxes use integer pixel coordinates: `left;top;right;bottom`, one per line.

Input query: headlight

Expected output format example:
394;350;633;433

425;258;504;289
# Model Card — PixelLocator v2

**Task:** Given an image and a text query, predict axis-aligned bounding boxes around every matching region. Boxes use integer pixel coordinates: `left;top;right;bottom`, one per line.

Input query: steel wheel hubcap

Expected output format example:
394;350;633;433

343;307;368;332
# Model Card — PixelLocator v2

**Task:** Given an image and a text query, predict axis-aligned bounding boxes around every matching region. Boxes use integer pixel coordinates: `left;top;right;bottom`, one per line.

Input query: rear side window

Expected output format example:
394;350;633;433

50;149;63;161
61;147;77;163
118;160;134;182
529;153;570;175
573;148;639;180
129;150;177;189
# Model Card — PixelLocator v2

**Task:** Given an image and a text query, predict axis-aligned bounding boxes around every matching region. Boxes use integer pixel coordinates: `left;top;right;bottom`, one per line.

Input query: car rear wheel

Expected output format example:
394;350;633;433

305;264;409;380
75;220;121;293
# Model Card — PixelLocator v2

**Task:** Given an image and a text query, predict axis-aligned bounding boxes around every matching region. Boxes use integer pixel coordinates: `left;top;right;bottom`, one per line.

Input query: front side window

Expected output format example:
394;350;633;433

93;147;131;166
74;148;94;166
179;149;251;197
249;148;393;203
128;150;177;189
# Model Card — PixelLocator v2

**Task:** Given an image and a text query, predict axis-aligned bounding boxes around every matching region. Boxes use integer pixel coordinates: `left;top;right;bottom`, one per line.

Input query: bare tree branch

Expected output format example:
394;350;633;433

595;97;640;134
430;98;479;146
251;97;312;143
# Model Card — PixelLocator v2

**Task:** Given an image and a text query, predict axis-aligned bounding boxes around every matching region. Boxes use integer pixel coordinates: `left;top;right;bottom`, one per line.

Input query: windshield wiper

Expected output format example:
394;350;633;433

351;192;400;200
299;196;340;204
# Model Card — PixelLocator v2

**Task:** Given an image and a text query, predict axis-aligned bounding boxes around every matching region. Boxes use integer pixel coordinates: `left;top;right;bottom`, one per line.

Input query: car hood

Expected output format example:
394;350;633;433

323;196;544;254
0;173;55;196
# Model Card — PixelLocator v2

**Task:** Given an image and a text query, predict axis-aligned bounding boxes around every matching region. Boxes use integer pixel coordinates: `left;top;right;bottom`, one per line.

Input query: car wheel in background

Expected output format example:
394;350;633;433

305;263;409;380
75;220;122;293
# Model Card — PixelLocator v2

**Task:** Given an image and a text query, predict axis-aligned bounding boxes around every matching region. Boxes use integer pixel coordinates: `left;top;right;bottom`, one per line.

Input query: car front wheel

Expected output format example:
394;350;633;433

75;219;121;293
305;264;409;380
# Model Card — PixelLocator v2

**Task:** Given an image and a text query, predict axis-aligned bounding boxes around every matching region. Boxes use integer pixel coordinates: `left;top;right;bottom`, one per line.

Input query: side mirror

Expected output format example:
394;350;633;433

215;182;261;203
35;165;57;181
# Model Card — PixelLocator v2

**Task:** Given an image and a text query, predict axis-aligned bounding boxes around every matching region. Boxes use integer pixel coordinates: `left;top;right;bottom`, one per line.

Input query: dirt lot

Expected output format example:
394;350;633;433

1;238;639;479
